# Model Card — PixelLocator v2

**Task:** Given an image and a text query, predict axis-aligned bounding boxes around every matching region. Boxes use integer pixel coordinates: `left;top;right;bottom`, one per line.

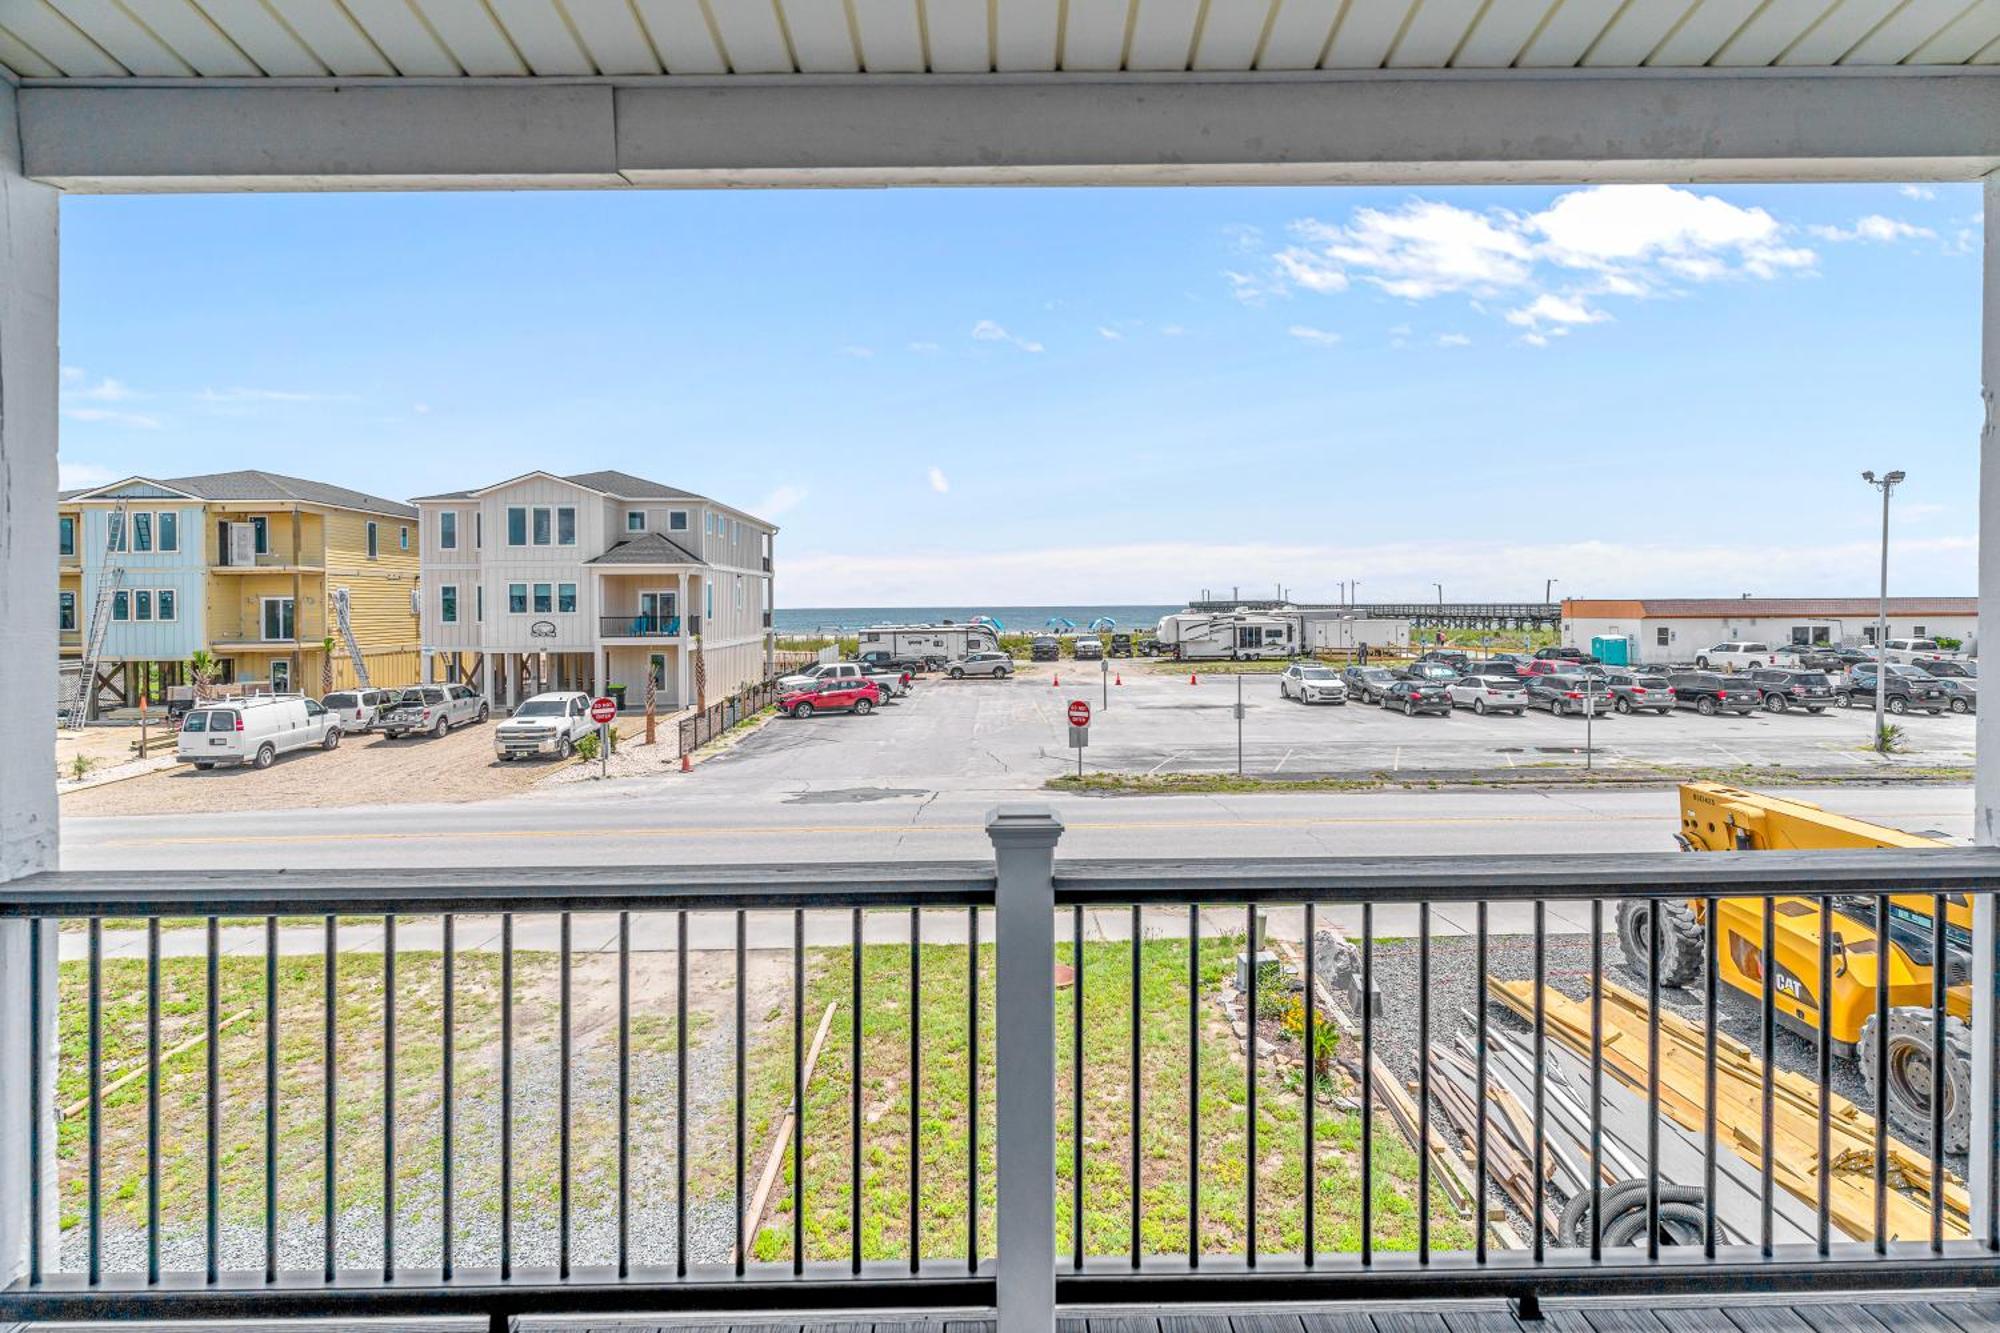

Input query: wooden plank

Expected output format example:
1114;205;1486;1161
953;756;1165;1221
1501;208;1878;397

1387;0;1484;66
1516;0;1624;65
1191;0;1275;70
1440;1312;1526;1333
1581;0;1699;65
1791;1304;1893;1333
1650;1312;1741;1333
487;0;593;73
1933;1302;2000;1333
1449;0;1556;65
850;0;925;70
1647;0;1766;66
263;0;395;73
1085;1319;1157;1333
1909;0;2000;63
112;0;262;74
413;0;527;74
708;0;794;72
1296;1315;1378;1333
1058;0;1130;70
1371;1314;1452;1333
1775;0;1900;64
564;0;663;73
633;0;730;73
0;26;62;75
1841;0;1973;62
47;0;190;73
1844;1306;1970;1333
1162;1318;1234;1333
1581;1313;1671;1333
942;1321;996;1333
1323;0;1418;67
2;1;125;75
780;0;859;71
1126;0;1202;68
342;0;461;73
1231;1316;1305;1333
993;0;1059;67
923;0;992;71
1712;0;1837;65
1721;1308;1815;1333
1254;0;1339;68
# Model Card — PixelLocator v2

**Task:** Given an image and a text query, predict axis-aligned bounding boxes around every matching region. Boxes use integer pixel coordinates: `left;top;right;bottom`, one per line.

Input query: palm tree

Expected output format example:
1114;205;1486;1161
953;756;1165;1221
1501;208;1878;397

321;636;336;694
187;649;217;701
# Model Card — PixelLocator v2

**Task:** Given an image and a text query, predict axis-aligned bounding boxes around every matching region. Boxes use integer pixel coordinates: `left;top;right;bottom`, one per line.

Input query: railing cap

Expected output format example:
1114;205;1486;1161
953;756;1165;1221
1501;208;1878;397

986;804;1064;850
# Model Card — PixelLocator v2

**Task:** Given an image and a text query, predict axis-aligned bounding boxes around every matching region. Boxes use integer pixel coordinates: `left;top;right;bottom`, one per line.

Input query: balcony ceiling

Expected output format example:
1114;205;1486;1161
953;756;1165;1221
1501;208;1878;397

7;0;2000;81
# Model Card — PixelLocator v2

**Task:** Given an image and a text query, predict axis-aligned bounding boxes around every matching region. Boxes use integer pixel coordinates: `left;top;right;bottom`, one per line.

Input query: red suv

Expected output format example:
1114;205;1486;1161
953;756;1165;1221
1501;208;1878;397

781;678;882;719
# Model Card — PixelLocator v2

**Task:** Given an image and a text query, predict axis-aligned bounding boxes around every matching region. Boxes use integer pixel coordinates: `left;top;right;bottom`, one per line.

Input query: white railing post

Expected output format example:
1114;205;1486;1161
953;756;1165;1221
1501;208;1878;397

1973;171;2000;1243
988;805;1063;1333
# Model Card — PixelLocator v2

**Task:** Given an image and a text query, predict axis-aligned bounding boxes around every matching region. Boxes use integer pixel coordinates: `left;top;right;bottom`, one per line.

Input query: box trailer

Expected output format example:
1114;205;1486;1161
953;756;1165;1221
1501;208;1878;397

854;622;1001;662
1153;611;1297;661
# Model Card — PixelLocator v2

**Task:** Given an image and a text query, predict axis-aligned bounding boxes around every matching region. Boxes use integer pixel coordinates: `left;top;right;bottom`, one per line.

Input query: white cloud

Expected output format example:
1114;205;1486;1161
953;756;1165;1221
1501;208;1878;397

1807;215;1937;244
1900;185;1937;201
1437;332;1471;348
197;386;347;403
970;320;1043;353
1526;184;1813;283
758;484;807;519
1282;201;1534;300
1505;293;1610;329
840;345;875;359
927;467;950;494
58;460;120;490
1097;326;1124;341
414;402;432;415
59;367;142;403
908;341;942;354
1287;324;1341;346
1159;324;1187;337
63;406;162;429
60;365;84;385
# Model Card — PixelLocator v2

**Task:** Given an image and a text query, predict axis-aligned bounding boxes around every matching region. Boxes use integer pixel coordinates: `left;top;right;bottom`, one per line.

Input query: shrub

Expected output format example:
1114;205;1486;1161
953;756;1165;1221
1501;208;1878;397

1279;995;1339;1076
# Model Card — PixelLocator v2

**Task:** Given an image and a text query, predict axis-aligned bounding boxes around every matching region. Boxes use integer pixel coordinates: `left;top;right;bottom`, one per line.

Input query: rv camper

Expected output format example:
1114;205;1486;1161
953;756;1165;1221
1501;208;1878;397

854;622;1002;663
1153;611;1297;661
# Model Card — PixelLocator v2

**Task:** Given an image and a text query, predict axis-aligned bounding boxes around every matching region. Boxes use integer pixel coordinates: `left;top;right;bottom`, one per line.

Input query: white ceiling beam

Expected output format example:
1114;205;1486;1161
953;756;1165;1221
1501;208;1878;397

20;69;2000;191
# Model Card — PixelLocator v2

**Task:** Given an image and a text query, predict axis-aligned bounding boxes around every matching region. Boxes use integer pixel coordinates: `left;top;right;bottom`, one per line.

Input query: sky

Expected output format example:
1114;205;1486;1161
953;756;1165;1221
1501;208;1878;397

58;180;1982;608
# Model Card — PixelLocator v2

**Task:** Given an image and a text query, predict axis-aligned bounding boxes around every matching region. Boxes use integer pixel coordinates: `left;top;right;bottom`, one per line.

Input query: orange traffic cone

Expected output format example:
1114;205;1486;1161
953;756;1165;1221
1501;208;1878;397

1052;674;1060;687
1190;672;1199;685
680;751;691;773
1115;674;1123;686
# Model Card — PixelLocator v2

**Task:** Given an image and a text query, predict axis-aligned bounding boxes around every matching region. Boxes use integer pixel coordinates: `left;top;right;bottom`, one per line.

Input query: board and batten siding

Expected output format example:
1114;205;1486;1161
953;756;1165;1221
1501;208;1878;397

322;508;420;654
80;502;207;662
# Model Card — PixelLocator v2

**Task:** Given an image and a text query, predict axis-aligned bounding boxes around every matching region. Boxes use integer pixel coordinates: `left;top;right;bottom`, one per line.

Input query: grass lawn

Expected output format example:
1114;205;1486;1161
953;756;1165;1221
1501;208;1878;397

742;933;1467;1265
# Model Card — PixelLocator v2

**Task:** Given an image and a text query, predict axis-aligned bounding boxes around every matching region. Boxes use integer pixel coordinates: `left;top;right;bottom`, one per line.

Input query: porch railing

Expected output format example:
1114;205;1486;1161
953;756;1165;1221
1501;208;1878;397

599;615;681;638
0;834;1995;1331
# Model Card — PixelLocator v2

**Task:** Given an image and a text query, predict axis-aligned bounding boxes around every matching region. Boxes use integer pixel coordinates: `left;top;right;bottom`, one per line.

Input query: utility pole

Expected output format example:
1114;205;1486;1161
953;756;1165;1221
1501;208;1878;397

1546;577;1558;604
1862;469;1906;754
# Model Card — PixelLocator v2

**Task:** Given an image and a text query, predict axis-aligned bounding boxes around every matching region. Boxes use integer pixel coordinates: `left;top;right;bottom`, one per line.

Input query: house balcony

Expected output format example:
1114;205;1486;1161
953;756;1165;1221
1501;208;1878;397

2;842;1995;1332
210;552;326;574
600;613;682;639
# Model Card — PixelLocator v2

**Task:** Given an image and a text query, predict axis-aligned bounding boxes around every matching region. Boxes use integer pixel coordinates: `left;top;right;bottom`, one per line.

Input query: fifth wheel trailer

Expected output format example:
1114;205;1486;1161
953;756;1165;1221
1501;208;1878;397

854;622;1001;661
1153;611;1298;661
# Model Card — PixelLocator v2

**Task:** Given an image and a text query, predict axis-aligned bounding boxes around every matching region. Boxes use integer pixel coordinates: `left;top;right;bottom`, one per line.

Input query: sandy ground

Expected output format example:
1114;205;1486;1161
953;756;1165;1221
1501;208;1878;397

55;724;171;782
60;717;565;816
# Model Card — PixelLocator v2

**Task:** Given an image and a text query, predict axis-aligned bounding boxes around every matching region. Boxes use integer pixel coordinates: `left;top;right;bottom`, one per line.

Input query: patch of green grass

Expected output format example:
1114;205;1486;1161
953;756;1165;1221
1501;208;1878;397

740;936;1464;1266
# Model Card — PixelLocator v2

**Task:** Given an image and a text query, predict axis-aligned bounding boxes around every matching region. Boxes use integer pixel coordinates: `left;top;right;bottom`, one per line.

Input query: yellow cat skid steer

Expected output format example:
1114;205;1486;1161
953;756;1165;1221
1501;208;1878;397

1615;782;1972;1154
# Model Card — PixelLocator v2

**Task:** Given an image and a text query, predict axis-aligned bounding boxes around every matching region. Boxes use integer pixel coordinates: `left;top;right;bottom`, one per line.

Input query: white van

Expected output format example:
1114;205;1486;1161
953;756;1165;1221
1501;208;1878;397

177;696;340;770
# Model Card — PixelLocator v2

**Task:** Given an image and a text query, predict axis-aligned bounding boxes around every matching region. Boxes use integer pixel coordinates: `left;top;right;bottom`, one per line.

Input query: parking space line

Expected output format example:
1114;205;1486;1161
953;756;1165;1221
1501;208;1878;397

1147;751;1184;775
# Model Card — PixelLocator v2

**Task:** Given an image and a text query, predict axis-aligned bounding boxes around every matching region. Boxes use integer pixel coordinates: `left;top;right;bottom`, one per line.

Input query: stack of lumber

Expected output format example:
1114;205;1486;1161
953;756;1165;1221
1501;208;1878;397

1489;976;1968;1244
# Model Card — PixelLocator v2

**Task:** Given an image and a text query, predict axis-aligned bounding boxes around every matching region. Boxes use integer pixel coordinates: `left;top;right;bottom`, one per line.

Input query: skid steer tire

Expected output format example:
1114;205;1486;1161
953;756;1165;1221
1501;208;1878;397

1858;1007;1972;1156
1615;899;1705;988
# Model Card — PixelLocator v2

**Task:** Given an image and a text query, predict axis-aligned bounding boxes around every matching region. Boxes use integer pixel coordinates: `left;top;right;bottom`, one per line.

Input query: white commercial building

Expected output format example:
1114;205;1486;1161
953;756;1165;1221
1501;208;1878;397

414;470;775;710
1563;598;1979;666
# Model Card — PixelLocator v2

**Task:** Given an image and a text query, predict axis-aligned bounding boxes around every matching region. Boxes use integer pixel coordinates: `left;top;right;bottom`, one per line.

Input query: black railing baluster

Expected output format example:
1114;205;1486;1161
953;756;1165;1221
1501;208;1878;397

1130;902;1141;1270
1817;895;1832;1258
147;917;160;1285
1532;899;1545;1266
499;913;512;1282
1188;902;1200;1270
384;913;397;1280
851;906;862;1276
731;909;742;1279
88;917;101;1287
1589;898;1602;1261
1931;891;1947;1255
1703;895;1719;1261
1875;894;1890;1253
792;908;804;1276
265;915;278;1284
27;918;43;1287
558;912;571;1280
1304;902;1317;1268
1360;902;1373;1269
1073;903;1084;1271
443;913;455;1283
910;904;921;1274
206;916;220;1285
324;916;338;1283
1247;901;1259;1269
1647;896;1661;1262
1417;901;1430;1266
1760;896;1775;1258
969;904;980;1273
676;909;689;1279
1476;900;1488;1266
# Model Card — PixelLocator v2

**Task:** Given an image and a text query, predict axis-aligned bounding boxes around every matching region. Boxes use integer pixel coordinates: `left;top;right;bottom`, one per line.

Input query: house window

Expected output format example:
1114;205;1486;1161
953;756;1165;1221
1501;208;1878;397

262;597;295;641
132;511;152;552
735;574;743;609
111;590;129;621
1863;626;1879;645
1915;625;1927;638
441;585;458;624
1655;627;1670;647
532;508;552;546
557;507;576;545
59;591;75;630
157;589;176;621
252;516;268;554
509;583;527;613
475;511;484;548
628;511;647;532
58;515;75;557
558;583;576;613
533;583;552;614
107;511;126;553
400;526;410;551
706;584;713;619
668;510;687;531
476;586;484;622
367;521;379;560
507;506;527;545
157;512;177;552
440;511;457;550
134;590;153;621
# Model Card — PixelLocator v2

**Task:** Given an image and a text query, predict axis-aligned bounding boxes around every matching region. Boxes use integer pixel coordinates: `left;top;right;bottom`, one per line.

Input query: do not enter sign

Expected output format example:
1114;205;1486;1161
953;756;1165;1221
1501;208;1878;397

1067;699;1091;728
590;696;618;725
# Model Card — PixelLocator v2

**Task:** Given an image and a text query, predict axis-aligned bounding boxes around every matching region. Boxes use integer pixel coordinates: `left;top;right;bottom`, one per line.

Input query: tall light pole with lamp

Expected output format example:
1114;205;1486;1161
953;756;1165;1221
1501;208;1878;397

1861;469;1906;754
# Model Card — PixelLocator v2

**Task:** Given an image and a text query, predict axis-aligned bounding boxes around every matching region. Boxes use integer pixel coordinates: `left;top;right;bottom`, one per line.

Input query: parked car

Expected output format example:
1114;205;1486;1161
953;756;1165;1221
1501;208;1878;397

1791;647;1847;672
1382;678;1452;716
1924;659;1978;713
1534;646;1600;665
1401;661;1460;682
1343;665;1399;705
1826;647;1879;668
320;687;398;735
1520;659;1563;676
1108;634;1135;658
1668;670;1761;716
1419;650;1471;671
178;695;339;769
778;661;910;697
1744;668;1835;715
494;691;595;761
1525;672;1613;717
1884;637;1964;665
1031;636;1061;662
381;683;488;738
858;648;925;675
1446;674;1528;715
1601;670;1676;715
1073;637;1105;661
1280;663;1347;704
1838;664;1947;715
781;678;881;718
1694;641;1800;670
945;650;1013;680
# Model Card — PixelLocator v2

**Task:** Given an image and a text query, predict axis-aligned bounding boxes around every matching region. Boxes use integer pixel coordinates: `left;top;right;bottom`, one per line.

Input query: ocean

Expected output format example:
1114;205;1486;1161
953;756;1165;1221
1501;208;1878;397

772;605;1179;635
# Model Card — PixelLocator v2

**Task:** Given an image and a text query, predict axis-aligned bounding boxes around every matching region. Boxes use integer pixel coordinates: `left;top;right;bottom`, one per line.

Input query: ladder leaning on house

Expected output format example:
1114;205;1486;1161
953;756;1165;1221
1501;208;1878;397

63;499;130;731
329;587;372;690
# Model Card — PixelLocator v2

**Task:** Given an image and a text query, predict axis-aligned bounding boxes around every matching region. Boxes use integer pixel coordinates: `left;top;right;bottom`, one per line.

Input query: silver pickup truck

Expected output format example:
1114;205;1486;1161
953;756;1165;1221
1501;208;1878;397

380;683;489;739
777;661;910;699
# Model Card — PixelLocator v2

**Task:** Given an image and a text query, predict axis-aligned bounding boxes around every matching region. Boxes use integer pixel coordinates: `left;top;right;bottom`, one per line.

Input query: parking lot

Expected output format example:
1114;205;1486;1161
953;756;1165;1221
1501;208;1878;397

697;660;1976;791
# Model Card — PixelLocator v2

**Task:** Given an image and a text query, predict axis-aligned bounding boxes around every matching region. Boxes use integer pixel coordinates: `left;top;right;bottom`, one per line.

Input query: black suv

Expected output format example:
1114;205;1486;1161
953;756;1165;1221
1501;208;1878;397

1667;671;1761;716
1839;665;1946;715
1746;668;1835;714
1030;636;1060;662
1535;646;1600;665
1108;633;1134;657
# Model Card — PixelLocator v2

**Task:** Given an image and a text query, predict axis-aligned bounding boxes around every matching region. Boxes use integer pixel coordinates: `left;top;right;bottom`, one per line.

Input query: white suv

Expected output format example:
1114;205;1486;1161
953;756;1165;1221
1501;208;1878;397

178;695;340;770
495;692;596;761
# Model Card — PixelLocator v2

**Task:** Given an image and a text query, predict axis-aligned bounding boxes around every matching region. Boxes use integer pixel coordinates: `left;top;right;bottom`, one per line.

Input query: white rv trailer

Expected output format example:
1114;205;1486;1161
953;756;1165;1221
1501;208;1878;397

854;622;1002;661
1153;610;1297;661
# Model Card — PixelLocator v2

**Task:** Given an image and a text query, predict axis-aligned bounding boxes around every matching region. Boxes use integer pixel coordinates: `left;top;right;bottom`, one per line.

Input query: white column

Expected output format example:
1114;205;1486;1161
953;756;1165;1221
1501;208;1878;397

988;806;1062;1333
0;78;60;1293
1972;172;2000;1240
677;572;690;704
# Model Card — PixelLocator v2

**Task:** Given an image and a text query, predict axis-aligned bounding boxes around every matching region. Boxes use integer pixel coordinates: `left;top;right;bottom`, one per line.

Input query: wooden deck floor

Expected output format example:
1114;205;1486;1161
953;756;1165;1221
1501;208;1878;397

28;1295;2000;1333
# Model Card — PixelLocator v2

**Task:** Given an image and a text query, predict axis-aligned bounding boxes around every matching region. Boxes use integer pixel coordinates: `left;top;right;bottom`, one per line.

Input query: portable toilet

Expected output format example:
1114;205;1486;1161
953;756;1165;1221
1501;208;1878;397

1591;635;1631;667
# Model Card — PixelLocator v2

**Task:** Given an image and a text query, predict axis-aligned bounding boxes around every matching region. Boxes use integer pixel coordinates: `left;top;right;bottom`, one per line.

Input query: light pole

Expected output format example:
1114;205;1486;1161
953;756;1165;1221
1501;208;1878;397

1546;578;1558;604
1862;469;1906;754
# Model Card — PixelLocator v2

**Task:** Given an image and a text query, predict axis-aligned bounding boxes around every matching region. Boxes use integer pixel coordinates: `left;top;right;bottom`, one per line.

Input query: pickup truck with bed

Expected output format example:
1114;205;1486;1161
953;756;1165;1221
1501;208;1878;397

778;661;910;698
381;683;489;739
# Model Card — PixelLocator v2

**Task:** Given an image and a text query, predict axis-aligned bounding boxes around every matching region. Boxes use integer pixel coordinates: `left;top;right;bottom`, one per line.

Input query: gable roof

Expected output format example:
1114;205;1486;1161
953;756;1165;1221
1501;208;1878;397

563;470;702;501
585;531;707;566
66;470;415;519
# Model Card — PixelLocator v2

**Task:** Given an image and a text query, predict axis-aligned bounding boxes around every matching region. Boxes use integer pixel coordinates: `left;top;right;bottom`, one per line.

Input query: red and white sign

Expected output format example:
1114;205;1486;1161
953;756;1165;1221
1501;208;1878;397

590;696;619;725
1067;699;1091;728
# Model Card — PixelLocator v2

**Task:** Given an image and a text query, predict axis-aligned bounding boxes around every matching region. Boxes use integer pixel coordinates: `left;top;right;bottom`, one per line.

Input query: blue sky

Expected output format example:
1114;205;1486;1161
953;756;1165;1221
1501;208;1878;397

58;181;1981;606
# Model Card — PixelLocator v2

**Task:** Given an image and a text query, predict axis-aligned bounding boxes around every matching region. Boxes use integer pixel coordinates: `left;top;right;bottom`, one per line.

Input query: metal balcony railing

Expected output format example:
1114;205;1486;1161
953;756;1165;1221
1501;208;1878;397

0;841;1995;1330
599;614;680;638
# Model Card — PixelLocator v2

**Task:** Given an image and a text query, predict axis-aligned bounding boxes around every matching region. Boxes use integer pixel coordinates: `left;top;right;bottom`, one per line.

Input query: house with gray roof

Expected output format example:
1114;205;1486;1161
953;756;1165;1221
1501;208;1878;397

412;470;776;710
